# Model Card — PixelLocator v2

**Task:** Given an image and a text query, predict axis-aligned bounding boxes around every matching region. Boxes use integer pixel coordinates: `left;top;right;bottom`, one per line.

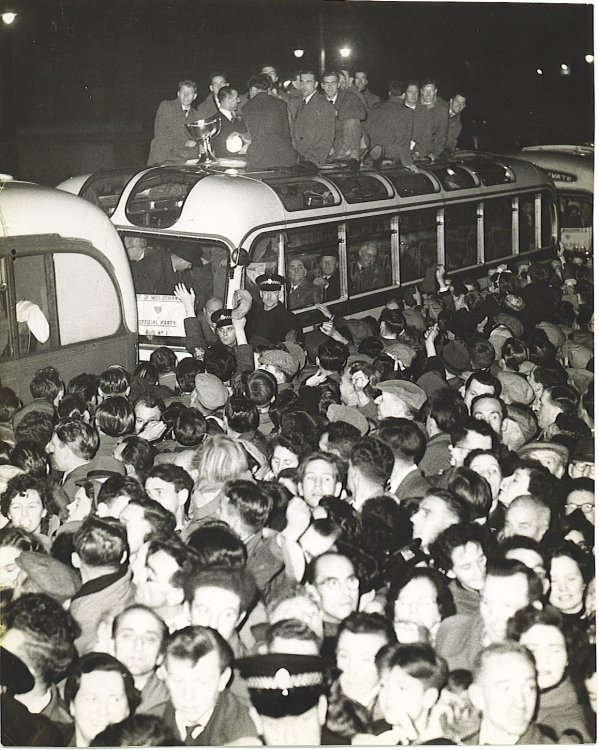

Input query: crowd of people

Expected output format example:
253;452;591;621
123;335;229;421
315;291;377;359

146;65;467;171
0;239;595;746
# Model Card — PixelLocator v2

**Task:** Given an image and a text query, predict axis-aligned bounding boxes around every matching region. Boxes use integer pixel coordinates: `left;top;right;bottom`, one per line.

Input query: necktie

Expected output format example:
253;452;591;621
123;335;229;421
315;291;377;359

185;724;203;742
184;109;189;118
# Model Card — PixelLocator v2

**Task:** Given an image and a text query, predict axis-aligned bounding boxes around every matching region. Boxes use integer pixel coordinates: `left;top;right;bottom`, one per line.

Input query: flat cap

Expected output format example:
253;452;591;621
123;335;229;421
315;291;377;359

326;404;369;436
518;441;569;464
259;349;299;378
496;371;534;405
377;380;427;410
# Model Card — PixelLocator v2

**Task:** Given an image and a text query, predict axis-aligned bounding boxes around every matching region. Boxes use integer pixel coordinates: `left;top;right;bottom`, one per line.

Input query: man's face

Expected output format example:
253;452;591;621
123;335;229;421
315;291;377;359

134;403;161;434
472;652;537;739
449;95;467;115
393;577;441;633
269;595;324;640
498;468;530;507
260;288;280;311
162;651;228;725
450;541;487;592
549;555;585;614
404;84;419;106
480;573;530;642
299;459;341;508
337;630;388;697
261;66;278;82
379;666;432;726
47;432;70;472
7;490;46;534
411;496;459;548
188;586;242;642
376;391;410;421
322;75;340;100
210;76;228;93
299;73;317;98
145;477;184;516
124;236;147;262
463;379;495;410
320;255;338;277
312;554;359;623
536;390;558;430
472;397;503;435
449;429;492;467
566;488;595;524
222;90;240;112
569;458;595;480
354;72;368;92
525;447;565;478
289;259;307;285
358;243;377;268
177;85;197;109
70;670;129;746
504;501;546;542
420;84;437;105
113;608;164;679
468;454;502;499
519;623;568;691
135;550;182;610
216;324;237;348
119;503;152;555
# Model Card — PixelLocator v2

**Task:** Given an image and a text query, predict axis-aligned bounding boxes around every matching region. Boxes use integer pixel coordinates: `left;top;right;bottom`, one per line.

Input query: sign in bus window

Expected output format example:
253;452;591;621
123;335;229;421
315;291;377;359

286;225;340;309
400;209;437;282
484;197;513;261
347;216;393;295
519;194;536;253
444;202;478;271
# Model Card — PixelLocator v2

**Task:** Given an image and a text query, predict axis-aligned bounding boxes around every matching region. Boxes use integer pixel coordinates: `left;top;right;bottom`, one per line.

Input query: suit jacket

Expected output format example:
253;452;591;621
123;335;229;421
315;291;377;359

393;467;431;501
435;613;485;672
293;92;336;167
211;111;248;158
287;278;315;310
328;88;367;156
242;91;296;169
313;268;341;303
366;97;414;166
147;98;199;165
195;92;218;120
446;111;463;155
412;98;449;159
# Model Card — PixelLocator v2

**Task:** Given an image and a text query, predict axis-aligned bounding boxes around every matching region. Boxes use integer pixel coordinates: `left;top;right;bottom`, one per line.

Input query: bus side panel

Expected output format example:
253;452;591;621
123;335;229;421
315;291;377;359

0;333;136;405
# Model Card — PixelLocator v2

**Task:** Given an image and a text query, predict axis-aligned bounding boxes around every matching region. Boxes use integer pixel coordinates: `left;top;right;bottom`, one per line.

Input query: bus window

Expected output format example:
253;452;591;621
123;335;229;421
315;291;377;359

347;216;393;295
484;196;513;261
262;177;339;211
429;165;478;191
559;194;592;229
444;203;477;271
81;169;137;217
518;193;536;253
327;174;391;204
286;224;340;309
541;191;557;248
400;208;437;282
125;169;206;228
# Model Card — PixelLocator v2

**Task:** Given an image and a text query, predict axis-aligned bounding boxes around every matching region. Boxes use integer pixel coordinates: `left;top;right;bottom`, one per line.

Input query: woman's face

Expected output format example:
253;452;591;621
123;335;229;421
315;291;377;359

469;454;502;500
8;490;46;534
549;555;586;615
270;445;298;478
393;577;441;634
519;623;568;690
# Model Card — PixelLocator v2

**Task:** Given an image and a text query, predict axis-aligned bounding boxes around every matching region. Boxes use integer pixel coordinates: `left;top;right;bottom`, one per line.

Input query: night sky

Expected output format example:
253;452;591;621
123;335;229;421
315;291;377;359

0;0;594;182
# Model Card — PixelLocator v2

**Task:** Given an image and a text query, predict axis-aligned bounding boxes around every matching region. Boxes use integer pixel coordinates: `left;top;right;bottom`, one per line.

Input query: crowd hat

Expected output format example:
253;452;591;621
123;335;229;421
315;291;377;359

493;313;525;339
326;404;369;436
496;371;534;405
567;368;594;396
518;441;569;465
192;373;229;410
256;273;285;290
505;404;538;444
503;294;526;313
536;322;566;349
211;309;234;328
568;344;593;370
416;370;447;399
384;343;417;369
231;289;253;320
259;349;300;378
283;341;307;372
15;551;81;603
237;653;325;718
377;380;427;411
439;341;470;376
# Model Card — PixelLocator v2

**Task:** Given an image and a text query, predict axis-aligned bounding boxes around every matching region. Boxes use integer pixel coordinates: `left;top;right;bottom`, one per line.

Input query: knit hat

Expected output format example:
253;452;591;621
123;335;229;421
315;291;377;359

326;404;369;436
192;373;229;410
493;313;525;339
505;404;538;444
496;371;534;405
16;551;81;603
536;322;566;349
259;349;300;378
377;380;427;411
439;341;470;376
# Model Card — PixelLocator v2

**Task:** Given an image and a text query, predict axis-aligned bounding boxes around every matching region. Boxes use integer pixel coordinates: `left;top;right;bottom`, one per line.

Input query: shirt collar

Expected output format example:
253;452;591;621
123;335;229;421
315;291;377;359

175;705;216;741
304;91;317;104
389;464;418;494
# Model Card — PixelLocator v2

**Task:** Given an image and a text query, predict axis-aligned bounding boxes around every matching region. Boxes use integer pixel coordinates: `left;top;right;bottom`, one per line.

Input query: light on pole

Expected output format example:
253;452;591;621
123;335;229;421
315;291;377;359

339;47;352;59
1;11;17;25
293;49;304;59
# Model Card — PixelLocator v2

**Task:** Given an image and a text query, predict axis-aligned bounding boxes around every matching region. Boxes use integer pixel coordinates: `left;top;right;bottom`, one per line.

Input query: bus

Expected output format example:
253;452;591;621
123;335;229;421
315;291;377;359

0;178;137;403
57;152;558;356
509;145;593;253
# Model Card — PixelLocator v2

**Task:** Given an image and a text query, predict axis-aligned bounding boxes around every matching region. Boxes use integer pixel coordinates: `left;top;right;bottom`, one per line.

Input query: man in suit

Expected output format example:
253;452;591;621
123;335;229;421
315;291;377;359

444;91;467;158
242;73;296;170
195;71;228;119
287;257;315;310
350;240;389;294
353;70;380;111
147;79;199;165
211;86;249;159
365;80;416;169
321;70;367;166
377;417;432;501
312;253;341;302
292;70;336;168
413;79;449;162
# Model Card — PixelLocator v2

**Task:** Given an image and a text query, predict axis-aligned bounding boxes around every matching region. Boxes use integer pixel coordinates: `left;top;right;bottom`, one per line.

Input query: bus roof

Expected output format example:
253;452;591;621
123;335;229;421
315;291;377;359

515;146;594;194
58;152;554;248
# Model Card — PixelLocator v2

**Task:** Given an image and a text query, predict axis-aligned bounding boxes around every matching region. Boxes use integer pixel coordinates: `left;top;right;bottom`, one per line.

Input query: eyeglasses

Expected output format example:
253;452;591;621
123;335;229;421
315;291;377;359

315;575;360;592
565;503;594;514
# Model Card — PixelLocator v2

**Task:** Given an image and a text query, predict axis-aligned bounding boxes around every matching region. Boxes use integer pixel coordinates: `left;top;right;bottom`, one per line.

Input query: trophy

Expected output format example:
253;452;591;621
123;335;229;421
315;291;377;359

186;114;221;163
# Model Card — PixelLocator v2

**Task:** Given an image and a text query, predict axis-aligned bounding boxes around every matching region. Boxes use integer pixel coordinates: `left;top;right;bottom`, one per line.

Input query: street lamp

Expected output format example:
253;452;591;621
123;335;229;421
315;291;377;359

1;11;17;24
560;63;571;76
536;68;543;75
339;47;352;58
585;54;594;64
293;49;304;58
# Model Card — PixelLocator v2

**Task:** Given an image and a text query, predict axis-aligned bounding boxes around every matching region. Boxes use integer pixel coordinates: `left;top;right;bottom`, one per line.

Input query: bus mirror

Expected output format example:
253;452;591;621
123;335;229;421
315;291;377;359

231;248;250;267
